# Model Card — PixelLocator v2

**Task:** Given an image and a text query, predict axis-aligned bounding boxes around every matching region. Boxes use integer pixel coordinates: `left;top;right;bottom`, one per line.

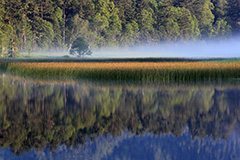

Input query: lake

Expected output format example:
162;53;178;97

0;72;240;160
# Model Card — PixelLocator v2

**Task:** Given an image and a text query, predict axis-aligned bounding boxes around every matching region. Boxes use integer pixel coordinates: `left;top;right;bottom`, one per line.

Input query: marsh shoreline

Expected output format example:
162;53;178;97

0;57;239;63
0;60;240;82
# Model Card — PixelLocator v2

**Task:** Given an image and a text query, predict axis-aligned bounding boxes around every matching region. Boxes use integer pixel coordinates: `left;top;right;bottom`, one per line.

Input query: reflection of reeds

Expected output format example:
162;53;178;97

3;62;240;82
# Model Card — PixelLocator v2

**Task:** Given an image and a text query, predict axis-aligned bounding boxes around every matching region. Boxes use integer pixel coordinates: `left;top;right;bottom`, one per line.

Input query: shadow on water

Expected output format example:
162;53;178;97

0;72;240;159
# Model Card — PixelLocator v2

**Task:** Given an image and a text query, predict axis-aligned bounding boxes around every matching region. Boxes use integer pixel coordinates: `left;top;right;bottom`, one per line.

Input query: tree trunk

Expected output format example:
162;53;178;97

32;6;36;51
23;29;26;50
9;38;15;58
63;4;66;46
1;45;4;57
67;43;72;53
23;14;27;50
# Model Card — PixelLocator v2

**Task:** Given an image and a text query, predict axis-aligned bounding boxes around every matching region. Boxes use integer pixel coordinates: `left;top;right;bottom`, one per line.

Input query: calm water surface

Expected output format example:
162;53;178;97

0;73;240;160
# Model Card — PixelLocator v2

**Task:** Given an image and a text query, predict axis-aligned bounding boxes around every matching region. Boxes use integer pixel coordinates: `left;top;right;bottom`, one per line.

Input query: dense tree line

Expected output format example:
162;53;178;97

0;74;240;154
0;0;239;57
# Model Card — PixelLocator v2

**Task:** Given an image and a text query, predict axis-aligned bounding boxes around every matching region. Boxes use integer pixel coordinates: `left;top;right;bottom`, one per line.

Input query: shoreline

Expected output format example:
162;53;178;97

1;61;240;82
0;57;240;63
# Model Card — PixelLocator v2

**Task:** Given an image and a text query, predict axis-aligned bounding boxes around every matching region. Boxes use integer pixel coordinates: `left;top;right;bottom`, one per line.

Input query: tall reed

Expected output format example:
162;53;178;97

1;62;240;82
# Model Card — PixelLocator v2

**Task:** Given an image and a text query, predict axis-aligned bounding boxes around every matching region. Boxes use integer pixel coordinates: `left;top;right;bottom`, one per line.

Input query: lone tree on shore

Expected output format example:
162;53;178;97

69;37;92;57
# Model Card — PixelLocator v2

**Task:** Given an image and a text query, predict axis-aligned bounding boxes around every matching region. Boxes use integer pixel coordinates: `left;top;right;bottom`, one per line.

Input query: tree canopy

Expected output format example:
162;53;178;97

69;37;92;57
0;0;238;56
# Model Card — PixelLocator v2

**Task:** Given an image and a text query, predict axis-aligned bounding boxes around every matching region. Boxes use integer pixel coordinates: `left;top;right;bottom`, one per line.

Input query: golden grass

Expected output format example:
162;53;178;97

2;61;240;82
8;62;240;70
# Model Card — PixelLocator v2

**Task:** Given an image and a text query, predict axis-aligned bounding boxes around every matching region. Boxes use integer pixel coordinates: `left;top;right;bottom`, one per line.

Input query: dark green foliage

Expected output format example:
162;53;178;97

0;0;239;55
69;37;92;57
226;0;240;32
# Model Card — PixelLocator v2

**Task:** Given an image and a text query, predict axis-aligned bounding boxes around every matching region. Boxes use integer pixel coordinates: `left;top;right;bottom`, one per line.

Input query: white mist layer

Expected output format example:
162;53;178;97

92;38;240;59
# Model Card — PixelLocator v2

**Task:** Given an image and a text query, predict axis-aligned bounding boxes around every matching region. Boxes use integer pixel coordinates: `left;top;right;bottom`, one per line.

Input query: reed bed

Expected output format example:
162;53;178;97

2;62;240;82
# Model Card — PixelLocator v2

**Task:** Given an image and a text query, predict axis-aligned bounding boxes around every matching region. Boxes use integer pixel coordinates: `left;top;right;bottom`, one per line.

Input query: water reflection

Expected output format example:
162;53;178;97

0;73;240;159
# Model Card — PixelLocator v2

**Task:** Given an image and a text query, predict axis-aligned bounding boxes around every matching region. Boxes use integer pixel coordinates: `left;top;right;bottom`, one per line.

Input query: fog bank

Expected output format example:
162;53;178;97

92;37;240;59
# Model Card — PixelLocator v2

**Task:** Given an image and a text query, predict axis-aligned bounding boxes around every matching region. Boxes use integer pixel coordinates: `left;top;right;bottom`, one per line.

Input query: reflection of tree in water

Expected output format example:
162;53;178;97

0;74;240;155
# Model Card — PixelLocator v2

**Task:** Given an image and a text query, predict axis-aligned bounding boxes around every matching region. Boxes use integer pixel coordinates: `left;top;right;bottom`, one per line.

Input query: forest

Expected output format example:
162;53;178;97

0;0;239;57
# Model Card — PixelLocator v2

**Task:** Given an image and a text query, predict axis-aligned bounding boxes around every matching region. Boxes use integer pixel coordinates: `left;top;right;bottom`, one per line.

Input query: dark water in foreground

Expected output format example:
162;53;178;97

0;73;240;160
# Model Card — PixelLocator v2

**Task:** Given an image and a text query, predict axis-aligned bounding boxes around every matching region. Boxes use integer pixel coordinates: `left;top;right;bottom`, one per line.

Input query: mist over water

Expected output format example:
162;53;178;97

93;37;240;59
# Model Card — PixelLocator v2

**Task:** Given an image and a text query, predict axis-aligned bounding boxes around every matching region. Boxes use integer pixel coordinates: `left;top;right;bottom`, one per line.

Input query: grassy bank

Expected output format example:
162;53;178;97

1;61;240;82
